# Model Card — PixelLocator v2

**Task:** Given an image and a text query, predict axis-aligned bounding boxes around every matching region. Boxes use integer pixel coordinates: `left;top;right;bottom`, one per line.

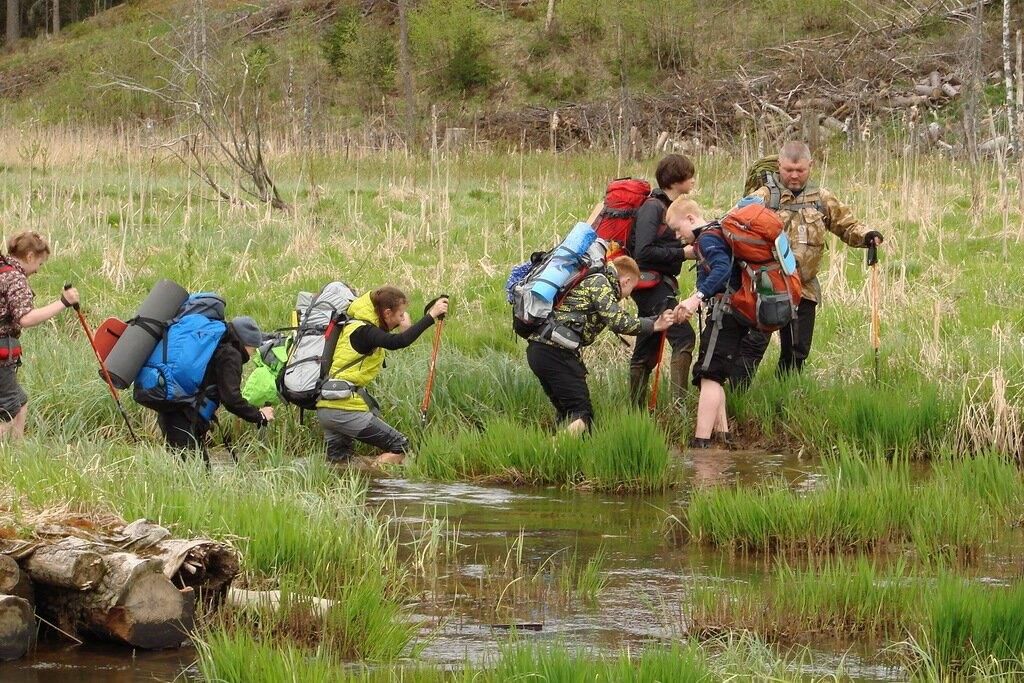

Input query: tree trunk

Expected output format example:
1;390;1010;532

1004;0;1015;151
5;0;19;44
52;0;60;34
0;555;19;594
0;594;33;661
398;0;415;149
22;538;105;591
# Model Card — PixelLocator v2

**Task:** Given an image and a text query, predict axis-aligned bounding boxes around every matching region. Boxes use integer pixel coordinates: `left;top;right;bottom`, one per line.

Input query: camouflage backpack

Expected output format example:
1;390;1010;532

743;155;779;198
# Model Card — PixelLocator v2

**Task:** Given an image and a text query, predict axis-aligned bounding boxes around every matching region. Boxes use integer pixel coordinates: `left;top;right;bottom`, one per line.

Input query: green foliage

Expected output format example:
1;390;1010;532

410;0;496;93
410;410;671;491
322;10;397;96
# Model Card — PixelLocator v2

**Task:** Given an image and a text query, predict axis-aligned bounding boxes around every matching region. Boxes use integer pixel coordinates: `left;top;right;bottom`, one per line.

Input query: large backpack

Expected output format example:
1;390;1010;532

744;155;826;213
595;178;651;254
133;293;227;421
277;282;358;409
713;201;802;333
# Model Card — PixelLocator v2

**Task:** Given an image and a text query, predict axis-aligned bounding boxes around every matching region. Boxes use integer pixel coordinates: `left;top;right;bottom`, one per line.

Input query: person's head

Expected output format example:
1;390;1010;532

777;141;813;192
370;286;409;331
610;255;640;299
231;316;264;354
6;231;51;276
665;197;706;244
655;154;696;200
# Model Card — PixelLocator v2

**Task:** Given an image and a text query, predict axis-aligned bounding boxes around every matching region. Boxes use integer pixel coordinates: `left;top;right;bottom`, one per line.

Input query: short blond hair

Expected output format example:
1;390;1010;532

666;197;702;224
610;255;640;279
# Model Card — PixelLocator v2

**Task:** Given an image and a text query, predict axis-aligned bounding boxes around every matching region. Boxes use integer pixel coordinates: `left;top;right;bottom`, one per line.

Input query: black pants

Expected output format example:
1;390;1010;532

630;280;695;369
527;341;593;428
156;409;210;463
731;298;818;388
693;308;751;386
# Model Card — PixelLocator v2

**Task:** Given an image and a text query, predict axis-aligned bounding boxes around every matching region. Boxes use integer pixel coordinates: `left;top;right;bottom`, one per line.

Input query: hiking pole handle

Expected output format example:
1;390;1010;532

63;283;80;311
866;241;878;267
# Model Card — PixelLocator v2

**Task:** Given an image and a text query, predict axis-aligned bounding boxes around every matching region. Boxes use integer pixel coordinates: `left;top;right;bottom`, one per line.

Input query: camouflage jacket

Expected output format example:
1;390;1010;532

751;177;872;302
531;265;653;350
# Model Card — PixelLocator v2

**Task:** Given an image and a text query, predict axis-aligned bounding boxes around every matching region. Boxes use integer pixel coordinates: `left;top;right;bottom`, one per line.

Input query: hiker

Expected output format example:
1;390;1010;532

527;232;675;435
665;198;743;448
628;154;697;407
154;316;274;460
731;141;883;387
0;231;80;441
316;287;449;466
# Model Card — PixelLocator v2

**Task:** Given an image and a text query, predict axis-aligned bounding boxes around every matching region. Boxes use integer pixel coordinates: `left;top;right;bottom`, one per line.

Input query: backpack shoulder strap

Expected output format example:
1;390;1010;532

764;175;782;211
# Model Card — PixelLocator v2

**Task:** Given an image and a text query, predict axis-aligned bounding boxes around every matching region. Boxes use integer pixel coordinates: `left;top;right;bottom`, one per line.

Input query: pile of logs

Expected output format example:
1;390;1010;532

0;518;239;662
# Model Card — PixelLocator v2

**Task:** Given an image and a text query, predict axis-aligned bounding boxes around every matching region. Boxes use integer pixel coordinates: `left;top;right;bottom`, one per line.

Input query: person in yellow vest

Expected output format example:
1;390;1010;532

317;286;448;466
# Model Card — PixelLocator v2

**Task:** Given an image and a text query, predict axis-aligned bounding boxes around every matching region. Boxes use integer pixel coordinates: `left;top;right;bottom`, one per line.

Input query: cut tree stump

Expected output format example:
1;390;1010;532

23;538;105;590
36;553;196;649
0;594;33;661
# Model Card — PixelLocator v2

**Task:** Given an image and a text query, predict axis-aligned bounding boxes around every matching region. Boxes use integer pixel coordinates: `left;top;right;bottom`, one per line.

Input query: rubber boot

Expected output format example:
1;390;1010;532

670;350;693;405
629;364;651;409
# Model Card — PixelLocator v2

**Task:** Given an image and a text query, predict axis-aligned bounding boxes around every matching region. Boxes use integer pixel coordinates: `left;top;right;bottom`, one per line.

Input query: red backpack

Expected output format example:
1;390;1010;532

595;178;651;254
714;202;801;332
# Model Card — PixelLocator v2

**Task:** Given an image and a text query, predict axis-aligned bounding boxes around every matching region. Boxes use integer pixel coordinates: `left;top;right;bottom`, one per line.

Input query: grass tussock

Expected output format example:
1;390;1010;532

410;411;673;492
682;445;1022;560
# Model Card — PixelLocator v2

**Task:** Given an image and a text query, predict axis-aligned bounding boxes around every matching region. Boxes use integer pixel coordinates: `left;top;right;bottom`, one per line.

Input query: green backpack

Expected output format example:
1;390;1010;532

242;334;290;407
744;155;779;197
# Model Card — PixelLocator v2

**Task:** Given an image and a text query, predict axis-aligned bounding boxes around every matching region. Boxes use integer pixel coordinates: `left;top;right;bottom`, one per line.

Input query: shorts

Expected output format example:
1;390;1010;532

0;365;28;422
693;309;752;387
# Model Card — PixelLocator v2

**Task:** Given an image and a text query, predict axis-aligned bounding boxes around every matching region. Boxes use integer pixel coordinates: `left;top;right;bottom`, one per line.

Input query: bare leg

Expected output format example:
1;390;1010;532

715;398;729;434
565;418;588;437
0;405;27;442
694;379;724;440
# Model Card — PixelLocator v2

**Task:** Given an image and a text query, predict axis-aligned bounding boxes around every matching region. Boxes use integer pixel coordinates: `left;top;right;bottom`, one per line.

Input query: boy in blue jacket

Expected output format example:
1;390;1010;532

665;198;745;449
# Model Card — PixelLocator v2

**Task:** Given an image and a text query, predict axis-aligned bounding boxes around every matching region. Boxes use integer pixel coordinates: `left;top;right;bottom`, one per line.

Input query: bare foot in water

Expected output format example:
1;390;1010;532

375;452;405;466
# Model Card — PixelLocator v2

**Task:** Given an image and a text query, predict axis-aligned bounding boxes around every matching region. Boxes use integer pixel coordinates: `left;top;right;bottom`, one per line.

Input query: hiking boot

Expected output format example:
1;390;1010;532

688;437;714;449
629;364;651;409
670;350;693;404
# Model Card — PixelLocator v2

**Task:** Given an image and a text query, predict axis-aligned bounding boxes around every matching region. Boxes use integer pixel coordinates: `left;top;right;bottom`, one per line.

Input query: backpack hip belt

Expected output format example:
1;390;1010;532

0;337;22;362
634;271;678;292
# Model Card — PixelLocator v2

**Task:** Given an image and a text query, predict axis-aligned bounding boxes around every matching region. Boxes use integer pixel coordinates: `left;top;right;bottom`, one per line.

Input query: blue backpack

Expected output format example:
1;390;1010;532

133;293;227;421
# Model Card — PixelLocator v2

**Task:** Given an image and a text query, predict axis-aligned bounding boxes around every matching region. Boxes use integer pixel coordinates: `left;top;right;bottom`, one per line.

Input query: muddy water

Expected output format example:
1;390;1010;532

369;450;904;681
6;449;1018;681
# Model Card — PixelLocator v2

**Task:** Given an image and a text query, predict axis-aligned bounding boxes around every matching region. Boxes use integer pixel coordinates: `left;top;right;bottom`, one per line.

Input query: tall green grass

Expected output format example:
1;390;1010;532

409;410;673;492
683;446;1019;560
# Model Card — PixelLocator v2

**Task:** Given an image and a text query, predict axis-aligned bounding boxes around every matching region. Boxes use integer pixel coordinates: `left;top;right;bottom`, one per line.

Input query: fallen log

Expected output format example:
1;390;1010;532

23;538;105;591
227;587;336;619
0;554;19;594
35;553;195;649
0;594;33;661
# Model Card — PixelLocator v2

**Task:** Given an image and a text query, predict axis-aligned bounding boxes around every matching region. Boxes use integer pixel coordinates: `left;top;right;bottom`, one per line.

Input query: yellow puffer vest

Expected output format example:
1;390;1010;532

316;293;385;412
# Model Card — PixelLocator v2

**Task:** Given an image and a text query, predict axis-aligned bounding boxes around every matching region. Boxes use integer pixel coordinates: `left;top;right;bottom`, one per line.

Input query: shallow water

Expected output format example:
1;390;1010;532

6;448;1021;681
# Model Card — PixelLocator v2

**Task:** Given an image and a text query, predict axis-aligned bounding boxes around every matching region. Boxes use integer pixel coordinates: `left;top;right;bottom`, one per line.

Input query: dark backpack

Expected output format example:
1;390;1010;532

133;293;227;421
595;178;651;254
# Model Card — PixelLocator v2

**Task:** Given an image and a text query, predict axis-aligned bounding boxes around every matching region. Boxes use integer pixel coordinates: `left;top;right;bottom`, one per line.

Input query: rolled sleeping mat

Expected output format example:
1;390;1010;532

103;279;189;389
530;222;597;303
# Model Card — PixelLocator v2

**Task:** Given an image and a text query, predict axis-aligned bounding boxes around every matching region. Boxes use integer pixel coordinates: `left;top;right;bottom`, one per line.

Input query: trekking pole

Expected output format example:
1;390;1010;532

647;330;668;412
867;241;881;384
647;297;677;412
64;284;139;442
420;317;445;427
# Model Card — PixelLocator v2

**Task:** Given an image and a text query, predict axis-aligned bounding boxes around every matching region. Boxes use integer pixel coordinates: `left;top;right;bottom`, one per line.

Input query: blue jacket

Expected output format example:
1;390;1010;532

694;224;741;299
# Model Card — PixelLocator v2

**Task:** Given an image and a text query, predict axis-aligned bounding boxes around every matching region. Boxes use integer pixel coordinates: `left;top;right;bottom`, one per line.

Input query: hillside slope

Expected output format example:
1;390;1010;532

0;0;1006;144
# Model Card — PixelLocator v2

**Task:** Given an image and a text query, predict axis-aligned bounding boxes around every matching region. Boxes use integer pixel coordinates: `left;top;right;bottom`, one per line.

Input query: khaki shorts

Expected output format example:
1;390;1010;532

0;365;27;422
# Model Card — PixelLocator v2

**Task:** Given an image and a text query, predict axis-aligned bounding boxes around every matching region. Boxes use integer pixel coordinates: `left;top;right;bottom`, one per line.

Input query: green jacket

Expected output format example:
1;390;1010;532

531;265;653;349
